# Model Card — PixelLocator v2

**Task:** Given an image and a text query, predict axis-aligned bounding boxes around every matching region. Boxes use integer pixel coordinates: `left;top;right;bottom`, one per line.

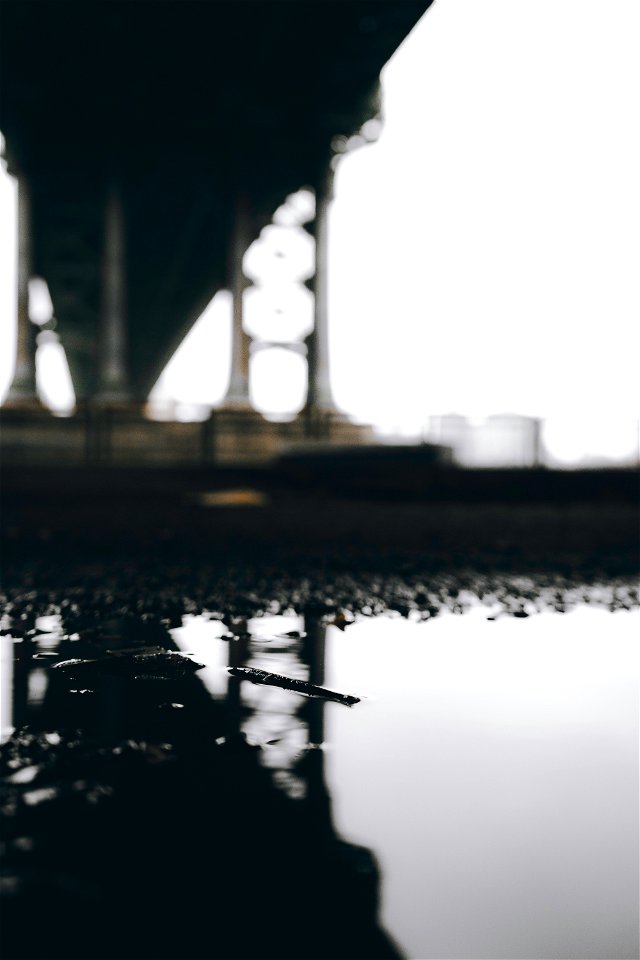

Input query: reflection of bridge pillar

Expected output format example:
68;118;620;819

304;613;326;747
223;193;252;408
6;175;39;405
300;615;335;844
225;622;249;740
306;165;335;415
96;181;132;403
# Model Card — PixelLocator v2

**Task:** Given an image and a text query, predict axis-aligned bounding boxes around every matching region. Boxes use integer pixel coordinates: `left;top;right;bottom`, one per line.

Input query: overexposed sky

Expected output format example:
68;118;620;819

329;0;640;429
1;1;639;450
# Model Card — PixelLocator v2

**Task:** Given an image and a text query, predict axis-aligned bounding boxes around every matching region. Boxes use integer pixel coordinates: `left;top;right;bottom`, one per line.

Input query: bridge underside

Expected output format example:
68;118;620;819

0;0;430;404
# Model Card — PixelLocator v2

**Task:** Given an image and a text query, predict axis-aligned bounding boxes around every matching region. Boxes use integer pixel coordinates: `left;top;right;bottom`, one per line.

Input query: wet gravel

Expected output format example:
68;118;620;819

2;498;639;632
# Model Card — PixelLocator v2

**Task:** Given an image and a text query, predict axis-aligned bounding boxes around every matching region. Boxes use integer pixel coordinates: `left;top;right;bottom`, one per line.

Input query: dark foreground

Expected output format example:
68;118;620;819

1;469;638;959
1;634;397;960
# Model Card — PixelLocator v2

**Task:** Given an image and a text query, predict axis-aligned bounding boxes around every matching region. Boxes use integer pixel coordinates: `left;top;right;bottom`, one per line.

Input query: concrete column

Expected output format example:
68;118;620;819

6;175;39;404
223;193;252;408
306;165;335;413
96;181;131;402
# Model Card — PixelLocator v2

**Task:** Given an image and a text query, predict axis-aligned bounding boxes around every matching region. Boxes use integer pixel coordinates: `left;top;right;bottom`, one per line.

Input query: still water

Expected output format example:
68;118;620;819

170;606;639;960
1;604;638;959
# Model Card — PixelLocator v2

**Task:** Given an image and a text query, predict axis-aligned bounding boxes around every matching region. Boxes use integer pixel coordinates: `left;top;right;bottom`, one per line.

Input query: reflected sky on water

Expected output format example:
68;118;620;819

169;605;640;960
322;608;639;959
1;604;638;959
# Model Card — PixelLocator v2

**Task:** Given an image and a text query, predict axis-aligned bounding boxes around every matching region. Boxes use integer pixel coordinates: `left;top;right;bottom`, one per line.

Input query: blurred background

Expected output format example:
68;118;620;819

1;0;638;471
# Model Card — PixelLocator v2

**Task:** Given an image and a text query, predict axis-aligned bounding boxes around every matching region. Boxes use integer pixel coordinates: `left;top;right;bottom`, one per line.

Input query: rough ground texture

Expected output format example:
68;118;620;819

3;494;639;626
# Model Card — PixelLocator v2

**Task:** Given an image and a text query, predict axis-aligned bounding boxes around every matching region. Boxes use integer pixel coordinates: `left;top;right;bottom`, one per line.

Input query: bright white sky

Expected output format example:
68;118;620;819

1;0;639;457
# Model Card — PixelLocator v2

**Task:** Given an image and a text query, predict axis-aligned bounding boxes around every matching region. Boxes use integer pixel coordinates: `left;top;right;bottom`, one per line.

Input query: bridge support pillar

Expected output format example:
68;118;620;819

305;166;335;430
223;193;252;408
5;175;39;406
95;181;132;403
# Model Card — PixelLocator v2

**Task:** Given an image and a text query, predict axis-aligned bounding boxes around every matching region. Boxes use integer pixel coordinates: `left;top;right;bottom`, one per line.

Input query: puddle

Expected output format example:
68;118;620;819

322;608;639;959
0;604;638;959
175;605;640;958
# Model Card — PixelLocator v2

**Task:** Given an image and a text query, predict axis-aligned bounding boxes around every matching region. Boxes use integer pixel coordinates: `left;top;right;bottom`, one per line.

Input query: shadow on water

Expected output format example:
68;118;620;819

0;613;399;960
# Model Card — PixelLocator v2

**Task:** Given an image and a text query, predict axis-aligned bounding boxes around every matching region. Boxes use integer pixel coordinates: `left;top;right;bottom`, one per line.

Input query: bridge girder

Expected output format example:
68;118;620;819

0;0;431;400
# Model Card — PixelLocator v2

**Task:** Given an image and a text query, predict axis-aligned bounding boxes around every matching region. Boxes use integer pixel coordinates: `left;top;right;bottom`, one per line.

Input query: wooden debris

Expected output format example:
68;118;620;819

228;666;360;706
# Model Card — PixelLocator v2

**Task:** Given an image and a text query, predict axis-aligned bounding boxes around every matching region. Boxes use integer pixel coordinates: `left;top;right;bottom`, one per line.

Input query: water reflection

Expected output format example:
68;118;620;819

0;608;397;959
323;608;640;960
1;605;638;959
167;605;640;959
0;636;13;740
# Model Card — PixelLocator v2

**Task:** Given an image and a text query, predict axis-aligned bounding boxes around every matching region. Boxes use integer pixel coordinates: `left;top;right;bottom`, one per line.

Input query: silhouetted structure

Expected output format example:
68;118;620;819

0;1;430;464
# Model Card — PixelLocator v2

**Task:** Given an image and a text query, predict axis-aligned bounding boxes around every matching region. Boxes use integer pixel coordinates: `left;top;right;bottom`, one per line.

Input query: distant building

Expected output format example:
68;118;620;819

427;414;542;467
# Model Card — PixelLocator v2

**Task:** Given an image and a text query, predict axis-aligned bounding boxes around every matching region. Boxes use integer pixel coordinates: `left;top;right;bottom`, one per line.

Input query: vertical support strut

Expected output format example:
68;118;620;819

96;180;131;402
6;174;39;404
306;164;335;414
223;192;252;408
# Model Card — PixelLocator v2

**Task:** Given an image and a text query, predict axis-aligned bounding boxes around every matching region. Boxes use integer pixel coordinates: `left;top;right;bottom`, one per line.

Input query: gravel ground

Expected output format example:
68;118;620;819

2;495;638;626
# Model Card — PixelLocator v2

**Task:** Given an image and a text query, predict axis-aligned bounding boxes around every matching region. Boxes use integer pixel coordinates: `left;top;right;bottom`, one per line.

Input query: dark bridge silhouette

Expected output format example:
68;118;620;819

0;1;430;464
